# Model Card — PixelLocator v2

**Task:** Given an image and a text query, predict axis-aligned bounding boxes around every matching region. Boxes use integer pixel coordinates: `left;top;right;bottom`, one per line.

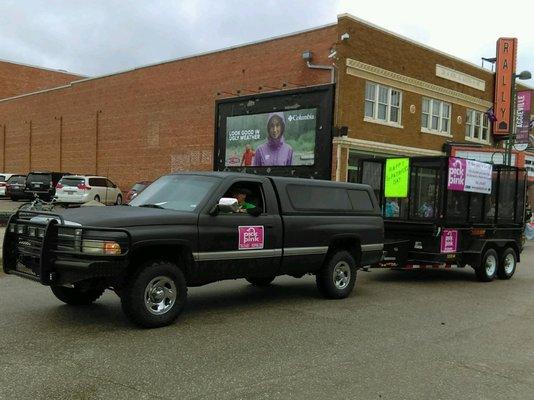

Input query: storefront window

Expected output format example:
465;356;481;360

410;167;440;219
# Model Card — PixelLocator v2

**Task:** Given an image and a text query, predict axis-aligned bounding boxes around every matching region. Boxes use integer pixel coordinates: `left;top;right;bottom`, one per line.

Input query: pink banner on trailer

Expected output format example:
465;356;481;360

447;157;492;194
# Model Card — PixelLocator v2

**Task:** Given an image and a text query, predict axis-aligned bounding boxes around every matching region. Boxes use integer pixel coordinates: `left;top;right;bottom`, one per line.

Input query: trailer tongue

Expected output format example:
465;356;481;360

358;156;527;281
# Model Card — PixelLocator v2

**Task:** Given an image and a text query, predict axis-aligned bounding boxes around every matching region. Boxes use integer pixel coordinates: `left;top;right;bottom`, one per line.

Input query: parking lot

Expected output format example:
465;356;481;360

1;244;534;399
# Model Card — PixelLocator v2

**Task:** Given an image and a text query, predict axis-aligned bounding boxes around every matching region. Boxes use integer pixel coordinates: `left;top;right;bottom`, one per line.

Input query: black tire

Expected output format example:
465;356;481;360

10;196;19;202
475;248;498;282
115;194;123;205
94;195;101;202
51;284;105;305
316;250;357;299
498;247;517;280
121;260;187;328
246;276;275;287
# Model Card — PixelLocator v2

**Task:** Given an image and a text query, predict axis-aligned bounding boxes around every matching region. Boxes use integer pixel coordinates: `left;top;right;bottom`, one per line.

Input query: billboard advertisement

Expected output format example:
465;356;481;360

225;109;317;167
214;84;334;180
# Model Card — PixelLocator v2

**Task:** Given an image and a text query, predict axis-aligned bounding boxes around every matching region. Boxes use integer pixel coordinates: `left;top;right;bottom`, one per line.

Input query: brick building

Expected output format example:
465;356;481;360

0;14;532;192
0;59;82;100
0;25;336;188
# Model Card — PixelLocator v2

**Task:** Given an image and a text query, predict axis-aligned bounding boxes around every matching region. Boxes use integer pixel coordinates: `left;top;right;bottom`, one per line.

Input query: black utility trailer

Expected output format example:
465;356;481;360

358;156;527;282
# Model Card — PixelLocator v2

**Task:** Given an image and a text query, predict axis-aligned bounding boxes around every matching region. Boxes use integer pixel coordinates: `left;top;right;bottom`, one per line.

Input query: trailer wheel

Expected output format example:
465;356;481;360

498;248;517;280
246;276;275;287
51;284;105;305
475;248;498;282
121;260;187;328
316;250;357;299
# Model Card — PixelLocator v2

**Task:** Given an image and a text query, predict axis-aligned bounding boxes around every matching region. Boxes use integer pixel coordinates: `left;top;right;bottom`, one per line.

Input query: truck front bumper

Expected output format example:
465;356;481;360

3;211;131;286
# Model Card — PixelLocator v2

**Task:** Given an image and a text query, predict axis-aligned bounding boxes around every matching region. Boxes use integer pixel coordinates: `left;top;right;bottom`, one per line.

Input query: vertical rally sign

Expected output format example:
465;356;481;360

493;38;517;135
238;226;264;250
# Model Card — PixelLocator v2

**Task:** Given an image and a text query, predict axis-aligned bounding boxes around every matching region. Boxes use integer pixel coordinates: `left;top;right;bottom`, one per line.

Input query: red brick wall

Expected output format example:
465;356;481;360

0;26;336;191
0;61;82;100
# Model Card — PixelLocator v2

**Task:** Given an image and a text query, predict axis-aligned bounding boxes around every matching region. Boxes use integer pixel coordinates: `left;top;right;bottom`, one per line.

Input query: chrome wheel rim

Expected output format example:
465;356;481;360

333;261;351;290
504;253;515;275
485;254;497;277
144;276;177;315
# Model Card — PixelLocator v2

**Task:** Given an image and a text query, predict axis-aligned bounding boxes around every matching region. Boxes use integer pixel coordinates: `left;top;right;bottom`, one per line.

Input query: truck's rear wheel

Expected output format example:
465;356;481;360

51;284;105;305
121;260;187;328
316;250;357;299
498;247;517;280
475;248;498;282
246;276;275;287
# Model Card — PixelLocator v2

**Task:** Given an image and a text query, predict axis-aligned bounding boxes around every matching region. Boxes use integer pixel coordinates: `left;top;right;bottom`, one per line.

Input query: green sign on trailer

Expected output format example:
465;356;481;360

385;158;410;198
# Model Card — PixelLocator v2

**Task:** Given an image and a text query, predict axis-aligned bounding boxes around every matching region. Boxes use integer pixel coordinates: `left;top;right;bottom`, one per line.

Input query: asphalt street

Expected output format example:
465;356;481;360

1;245;534;400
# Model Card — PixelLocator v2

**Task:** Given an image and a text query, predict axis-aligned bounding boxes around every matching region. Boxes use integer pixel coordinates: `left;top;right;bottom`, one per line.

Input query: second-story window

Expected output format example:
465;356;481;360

421;97;451;134
465;109;490;142
364;82;402;125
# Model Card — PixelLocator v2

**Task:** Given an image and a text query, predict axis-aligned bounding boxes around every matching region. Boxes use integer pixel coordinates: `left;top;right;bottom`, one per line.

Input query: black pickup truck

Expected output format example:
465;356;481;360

3;172;384;328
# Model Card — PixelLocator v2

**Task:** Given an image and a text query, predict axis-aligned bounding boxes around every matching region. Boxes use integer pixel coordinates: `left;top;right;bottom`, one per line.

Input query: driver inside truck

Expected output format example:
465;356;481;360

228;186;256;213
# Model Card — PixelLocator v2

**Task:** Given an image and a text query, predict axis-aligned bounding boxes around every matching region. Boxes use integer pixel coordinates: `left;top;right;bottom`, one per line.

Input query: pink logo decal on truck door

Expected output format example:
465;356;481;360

238;226;264;250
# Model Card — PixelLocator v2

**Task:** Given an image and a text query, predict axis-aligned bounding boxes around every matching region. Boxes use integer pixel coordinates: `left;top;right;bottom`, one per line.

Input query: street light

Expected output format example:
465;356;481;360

505;70;532;165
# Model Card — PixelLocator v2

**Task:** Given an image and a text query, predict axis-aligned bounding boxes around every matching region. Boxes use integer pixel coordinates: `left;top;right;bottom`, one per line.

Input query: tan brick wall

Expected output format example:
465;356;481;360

0;26;337;190
335;16;496;153
0;61;82;100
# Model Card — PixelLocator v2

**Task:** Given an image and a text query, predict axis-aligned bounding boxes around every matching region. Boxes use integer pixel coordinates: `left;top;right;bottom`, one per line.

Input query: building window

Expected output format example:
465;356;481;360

364;82;402;125
421;97;451;135
465;109;490;142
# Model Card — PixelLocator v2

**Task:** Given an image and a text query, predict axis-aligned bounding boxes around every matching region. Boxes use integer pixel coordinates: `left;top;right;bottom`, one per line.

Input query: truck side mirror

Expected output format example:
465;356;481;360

210;197;239;215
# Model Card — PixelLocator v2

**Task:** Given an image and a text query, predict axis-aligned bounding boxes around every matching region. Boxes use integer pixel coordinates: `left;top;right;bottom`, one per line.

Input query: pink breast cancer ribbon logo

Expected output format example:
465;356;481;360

238;226;264;250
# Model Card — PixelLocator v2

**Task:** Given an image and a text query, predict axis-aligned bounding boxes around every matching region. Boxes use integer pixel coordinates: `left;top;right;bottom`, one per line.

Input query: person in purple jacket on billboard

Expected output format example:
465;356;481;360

253;112;293;166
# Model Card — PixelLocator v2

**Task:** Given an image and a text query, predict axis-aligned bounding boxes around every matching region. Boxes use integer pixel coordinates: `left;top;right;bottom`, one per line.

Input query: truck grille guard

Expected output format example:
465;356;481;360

3;210;132;285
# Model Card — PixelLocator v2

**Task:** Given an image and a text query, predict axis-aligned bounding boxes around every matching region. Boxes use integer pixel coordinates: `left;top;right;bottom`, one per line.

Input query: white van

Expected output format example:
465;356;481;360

55;175;123;205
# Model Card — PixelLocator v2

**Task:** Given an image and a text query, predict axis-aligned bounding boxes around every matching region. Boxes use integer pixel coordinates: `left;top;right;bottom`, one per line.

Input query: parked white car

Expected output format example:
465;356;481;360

55;175;123;205
0;173;16;196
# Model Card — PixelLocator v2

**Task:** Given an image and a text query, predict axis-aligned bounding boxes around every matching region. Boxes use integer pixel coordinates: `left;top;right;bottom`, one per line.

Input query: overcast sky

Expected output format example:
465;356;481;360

1;0;532;85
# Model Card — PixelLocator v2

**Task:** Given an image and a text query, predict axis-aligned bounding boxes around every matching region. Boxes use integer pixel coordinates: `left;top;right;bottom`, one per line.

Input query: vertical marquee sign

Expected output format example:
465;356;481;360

493;38;517;135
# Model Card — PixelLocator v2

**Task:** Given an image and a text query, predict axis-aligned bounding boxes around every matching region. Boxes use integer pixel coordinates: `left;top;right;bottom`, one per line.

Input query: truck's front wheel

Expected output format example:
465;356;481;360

121;260;187;328
316;250;357;299
51;284;105;305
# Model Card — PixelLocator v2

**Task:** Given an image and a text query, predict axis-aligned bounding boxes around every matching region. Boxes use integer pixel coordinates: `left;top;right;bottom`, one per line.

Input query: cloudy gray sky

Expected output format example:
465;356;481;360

1;0;532;84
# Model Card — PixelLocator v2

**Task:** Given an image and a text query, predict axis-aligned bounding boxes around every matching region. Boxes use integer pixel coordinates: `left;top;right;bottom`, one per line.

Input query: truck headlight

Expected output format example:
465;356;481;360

82;239;122;255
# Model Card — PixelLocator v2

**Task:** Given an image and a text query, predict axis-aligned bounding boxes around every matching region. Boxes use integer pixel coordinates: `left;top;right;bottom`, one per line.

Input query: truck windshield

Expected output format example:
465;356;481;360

129;175;220;212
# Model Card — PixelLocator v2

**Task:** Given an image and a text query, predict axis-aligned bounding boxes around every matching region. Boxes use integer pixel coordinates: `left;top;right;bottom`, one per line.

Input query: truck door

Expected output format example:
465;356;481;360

197;179;283;282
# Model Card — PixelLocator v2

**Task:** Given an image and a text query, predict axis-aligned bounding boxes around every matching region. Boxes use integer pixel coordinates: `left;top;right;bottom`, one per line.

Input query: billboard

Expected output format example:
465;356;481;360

214;84;334;180
493;38;517;135
225;108;317;167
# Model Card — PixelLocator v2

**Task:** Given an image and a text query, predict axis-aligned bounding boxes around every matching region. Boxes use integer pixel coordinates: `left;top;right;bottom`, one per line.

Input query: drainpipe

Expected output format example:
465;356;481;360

306;61;335;84
302;51;335;83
